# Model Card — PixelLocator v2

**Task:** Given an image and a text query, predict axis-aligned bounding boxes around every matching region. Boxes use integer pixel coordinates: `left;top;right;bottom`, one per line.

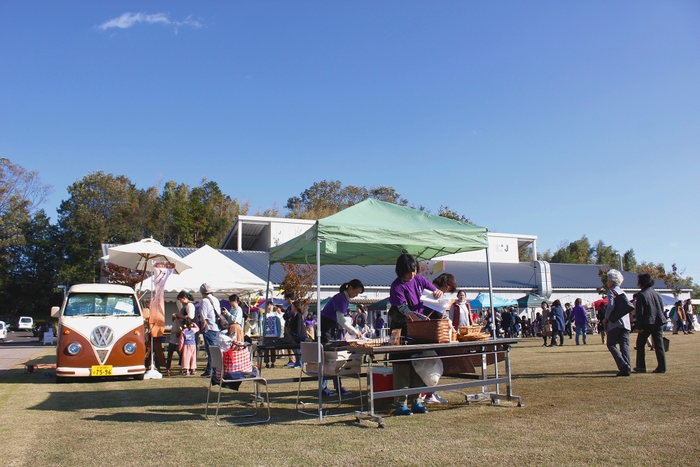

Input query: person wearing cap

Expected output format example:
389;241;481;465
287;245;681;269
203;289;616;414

199;283;221;378
603;269;632;376
633;274;667;373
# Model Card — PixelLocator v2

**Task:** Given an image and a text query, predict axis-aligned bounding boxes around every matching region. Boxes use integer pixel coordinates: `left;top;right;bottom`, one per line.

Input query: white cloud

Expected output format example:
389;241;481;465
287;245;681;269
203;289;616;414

97;12;202;32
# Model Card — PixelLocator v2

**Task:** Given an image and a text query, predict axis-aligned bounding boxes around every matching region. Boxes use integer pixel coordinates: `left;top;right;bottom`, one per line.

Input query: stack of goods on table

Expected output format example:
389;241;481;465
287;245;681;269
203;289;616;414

456;325;490;341
347;336;391;348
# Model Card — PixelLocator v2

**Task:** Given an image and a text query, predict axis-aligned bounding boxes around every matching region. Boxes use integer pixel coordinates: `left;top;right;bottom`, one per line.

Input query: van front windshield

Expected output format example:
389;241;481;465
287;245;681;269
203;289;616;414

64;294;139;317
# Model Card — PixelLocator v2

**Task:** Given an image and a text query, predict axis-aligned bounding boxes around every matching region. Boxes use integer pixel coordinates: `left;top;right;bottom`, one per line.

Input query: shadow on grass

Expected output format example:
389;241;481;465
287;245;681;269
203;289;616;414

81;410;205;423
0;368;148;384
514;370;616;379
29;387;204;412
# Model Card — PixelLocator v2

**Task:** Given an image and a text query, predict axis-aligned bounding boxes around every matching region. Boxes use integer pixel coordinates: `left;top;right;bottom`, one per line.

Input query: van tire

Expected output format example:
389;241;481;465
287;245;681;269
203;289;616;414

133;374;144;381
56;376;67;384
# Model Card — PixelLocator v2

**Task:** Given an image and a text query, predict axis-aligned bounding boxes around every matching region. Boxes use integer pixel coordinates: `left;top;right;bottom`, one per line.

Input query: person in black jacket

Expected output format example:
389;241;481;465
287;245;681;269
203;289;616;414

288;300;307;369
633;274;668;373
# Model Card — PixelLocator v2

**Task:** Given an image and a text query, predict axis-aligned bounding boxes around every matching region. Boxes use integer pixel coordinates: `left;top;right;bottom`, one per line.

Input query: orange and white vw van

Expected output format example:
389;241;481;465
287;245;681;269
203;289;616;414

51;284;146;382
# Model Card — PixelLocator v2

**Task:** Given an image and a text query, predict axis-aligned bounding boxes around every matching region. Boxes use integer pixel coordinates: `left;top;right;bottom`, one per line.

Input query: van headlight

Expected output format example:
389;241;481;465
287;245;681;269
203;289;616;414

123;342;137;355
67;342;82;355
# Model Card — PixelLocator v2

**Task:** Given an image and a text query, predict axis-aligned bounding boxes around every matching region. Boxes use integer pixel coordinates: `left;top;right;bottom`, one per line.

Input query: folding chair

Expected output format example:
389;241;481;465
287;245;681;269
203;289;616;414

296;342;364;417
205;346;270;426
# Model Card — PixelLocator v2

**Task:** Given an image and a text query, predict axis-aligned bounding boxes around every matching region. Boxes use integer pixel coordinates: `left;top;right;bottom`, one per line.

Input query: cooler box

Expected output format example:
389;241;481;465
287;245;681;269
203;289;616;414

370;366;393;399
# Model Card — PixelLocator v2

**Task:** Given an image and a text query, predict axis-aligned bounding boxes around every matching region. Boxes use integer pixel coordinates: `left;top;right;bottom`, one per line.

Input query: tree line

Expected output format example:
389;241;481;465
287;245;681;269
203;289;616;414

0;158;696;322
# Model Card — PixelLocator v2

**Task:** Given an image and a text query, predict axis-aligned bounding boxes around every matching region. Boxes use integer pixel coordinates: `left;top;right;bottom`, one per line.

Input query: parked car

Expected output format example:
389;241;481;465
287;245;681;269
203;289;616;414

17;316;33;331
0;321;7;341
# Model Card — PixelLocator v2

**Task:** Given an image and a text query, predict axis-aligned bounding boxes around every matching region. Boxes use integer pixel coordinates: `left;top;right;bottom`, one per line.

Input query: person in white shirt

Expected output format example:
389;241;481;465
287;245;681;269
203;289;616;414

199;283;221;378
449;290;473;331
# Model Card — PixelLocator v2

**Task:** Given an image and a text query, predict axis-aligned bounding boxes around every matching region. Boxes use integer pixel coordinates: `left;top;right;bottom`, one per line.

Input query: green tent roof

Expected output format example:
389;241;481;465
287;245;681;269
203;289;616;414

269;199;488;265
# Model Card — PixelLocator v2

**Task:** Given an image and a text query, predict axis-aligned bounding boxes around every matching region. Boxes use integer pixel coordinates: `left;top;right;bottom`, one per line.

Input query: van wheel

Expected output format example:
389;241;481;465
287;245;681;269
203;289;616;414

133;374;144;381
56;376;67;384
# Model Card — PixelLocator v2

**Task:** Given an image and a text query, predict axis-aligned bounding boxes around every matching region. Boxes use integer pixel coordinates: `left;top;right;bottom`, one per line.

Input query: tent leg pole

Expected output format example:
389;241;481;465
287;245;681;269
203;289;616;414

485;246;499;395
316;239;323;421
264;262;272;334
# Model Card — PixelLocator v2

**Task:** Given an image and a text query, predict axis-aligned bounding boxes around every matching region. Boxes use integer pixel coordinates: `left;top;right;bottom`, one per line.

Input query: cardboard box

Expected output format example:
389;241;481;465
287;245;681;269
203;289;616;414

305;351;362;376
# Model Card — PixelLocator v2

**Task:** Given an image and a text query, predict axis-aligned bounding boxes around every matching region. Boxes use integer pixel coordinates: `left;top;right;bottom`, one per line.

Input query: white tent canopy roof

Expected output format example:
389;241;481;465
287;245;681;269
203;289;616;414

138;245;267;295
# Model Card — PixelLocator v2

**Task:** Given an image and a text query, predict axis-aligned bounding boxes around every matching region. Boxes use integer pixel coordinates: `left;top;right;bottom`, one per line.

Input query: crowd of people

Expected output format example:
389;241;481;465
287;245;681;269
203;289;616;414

158;266;693;402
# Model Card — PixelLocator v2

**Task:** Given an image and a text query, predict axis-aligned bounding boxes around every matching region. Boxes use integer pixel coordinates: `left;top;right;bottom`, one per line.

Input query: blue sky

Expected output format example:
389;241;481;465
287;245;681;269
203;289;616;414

2;1;699;280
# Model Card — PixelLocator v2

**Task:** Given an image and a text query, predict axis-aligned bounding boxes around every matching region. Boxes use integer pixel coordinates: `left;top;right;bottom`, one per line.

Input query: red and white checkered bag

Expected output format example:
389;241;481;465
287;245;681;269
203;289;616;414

216;343;252;380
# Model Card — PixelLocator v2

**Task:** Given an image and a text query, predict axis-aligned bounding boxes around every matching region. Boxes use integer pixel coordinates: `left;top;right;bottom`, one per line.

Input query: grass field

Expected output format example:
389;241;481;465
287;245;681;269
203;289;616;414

1;333;699;467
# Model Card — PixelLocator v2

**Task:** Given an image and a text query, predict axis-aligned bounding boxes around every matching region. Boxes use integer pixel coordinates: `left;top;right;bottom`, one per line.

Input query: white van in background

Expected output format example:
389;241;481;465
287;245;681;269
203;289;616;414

17;316;33;331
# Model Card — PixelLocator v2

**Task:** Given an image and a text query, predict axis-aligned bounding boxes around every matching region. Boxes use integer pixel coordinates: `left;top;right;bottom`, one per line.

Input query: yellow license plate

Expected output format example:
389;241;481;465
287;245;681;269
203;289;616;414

91;365;113;376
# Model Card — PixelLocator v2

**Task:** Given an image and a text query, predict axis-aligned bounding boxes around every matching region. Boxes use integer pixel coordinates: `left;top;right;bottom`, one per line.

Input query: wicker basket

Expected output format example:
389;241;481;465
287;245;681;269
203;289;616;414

348;336;390;348
457;333;491;342
407;319;451;343
459;325;484;335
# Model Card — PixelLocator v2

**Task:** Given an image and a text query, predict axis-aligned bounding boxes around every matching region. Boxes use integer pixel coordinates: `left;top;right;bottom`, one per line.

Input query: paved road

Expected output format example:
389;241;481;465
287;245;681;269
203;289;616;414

0;331;48;375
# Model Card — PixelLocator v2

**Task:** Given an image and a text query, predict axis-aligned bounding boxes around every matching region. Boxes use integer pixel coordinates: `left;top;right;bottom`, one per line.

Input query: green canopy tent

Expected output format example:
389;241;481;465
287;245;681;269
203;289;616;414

268;198;488;265
517;294;549;309
265;198;495;419
367;297;391;311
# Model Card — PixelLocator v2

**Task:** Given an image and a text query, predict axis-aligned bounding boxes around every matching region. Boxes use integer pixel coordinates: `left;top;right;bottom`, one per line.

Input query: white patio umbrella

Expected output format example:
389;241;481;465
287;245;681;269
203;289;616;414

105;238;191;380
106;238;191;274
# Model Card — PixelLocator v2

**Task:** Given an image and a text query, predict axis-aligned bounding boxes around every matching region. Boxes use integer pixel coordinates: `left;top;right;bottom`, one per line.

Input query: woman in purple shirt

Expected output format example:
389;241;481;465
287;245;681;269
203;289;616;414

571;298;588;345
320;279;365;343
388;253;443;416
319;279;364;396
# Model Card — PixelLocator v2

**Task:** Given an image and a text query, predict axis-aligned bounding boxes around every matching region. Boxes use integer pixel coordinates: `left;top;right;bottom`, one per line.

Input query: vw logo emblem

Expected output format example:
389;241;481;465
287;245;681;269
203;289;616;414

90;325;114;348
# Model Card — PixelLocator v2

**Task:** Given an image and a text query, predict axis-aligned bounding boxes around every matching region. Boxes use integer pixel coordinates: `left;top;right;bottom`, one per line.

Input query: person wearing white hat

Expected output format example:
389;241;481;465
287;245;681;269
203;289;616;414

199;283;221;378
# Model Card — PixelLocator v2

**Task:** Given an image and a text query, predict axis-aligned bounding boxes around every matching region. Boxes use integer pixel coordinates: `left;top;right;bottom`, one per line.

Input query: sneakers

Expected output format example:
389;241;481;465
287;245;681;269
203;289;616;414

339;387;351;395
395;405;413;416
190;370;197;376
411;402;428;414
200;371;210;377
321;388;337;397
424;393;448;404
284;361;295;368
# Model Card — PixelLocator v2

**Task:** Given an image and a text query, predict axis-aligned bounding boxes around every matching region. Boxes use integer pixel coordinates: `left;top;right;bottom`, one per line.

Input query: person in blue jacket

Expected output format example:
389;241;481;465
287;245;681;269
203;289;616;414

549;300;566;346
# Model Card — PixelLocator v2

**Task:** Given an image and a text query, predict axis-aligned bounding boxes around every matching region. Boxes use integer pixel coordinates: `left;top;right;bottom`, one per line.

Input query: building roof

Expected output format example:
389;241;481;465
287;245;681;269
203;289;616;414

115;245;690;293
168;248;660;290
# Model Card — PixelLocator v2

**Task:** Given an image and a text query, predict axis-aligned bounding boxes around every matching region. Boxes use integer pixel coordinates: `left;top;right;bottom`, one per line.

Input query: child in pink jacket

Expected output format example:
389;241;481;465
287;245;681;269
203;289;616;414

179;318;199;375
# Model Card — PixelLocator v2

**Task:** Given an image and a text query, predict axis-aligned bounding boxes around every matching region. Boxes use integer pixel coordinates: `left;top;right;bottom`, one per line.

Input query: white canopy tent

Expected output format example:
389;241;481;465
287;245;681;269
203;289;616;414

136;245;267;297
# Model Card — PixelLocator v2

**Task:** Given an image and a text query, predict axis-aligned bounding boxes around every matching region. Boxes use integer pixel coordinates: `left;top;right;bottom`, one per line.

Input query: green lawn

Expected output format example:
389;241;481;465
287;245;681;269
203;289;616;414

2;333;699;467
